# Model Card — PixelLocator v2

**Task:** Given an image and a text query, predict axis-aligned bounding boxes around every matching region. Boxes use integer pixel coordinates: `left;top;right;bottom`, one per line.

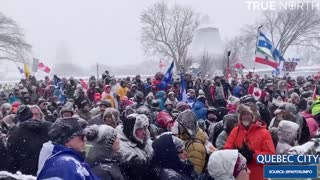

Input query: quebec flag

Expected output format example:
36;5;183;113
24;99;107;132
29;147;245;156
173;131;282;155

163;61;174;84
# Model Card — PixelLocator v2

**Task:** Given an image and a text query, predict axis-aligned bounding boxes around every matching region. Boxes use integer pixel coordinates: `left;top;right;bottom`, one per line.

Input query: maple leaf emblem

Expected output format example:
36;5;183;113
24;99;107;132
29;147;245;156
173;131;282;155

254;90;261;97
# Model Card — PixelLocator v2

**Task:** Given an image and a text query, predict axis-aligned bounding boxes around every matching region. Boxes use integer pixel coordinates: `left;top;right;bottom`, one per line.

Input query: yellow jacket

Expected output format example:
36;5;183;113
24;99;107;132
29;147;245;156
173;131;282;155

117;87;128;100
180;129;207;174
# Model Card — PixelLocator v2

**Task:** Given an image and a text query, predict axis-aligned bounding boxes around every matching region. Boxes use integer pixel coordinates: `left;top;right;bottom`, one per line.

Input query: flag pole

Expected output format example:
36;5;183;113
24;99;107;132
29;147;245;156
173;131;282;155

253;25;264;75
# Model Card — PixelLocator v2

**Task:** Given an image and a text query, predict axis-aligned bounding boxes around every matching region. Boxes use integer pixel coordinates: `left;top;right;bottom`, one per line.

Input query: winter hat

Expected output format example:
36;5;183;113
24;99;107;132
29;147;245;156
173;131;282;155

94;93;102;102
176;102;190;112
132;114;149;144
156;111;174;128
274;103;297;115
11;101;21;114
105;108;120;124
164;99;173;106
198;90;206;99
237;104;253;117
176;110;198;138
103;109;117;127
277;120;299;154
208;150;244;180
123;113;149;145
38;98;47;106
86;124;117;151
277;120;299;143
233;153;247;178
15;105;33;123
228;96;240;105
48;118;85;144
60;105;74;115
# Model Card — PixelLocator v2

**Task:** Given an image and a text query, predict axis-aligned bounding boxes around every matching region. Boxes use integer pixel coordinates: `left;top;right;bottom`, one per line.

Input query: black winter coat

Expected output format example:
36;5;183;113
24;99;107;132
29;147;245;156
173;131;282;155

6;120;51;175
0;138;7;171
90;158;125;180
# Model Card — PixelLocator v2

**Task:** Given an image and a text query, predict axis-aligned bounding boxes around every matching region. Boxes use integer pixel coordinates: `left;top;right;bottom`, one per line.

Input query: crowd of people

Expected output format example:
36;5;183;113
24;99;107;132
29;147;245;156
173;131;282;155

0;70;320;180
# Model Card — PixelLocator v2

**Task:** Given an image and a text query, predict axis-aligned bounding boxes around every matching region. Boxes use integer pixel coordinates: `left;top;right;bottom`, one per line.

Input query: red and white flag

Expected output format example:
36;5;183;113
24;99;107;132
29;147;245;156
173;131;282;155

38;62;51;73
159;59;166;69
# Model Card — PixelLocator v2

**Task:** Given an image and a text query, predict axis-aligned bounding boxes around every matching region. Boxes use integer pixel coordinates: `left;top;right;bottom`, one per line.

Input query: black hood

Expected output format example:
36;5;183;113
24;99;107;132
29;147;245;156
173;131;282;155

19;120;52;133
152;134;180;169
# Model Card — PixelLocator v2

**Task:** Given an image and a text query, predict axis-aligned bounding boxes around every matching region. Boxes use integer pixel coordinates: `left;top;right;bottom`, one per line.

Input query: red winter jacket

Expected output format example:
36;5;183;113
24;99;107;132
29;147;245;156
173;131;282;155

224;121;275;180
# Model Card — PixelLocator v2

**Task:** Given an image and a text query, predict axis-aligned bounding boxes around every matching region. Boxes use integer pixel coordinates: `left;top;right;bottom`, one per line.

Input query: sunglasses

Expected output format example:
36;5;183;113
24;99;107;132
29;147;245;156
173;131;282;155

72;134;86;141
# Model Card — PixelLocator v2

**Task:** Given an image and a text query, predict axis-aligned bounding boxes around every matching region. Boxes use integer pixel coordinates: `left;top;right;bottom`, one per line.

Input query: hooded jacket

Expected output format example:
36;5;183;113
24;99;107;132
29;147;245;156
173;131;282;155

224;121;275;180
207;150;239;180
6;120;52;175
276;120;299;154
152;134;195;180
37;142;99;180
192;99;208;121
177;110;207;174
116;114;154;180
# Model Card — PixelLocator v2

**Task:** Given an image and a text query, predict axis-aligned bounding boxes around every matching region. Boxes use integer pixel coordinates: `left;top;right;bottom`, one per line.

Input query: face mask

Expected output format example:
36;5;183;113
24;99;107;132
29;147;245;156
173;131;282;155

242;120;251;127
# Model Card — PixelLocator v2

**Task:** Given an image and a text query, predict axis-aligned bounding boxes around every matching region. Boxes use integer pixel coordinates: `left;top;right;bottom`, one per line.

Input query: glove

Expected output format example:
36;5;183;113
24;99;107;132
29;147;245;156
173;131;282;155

238;142;254;163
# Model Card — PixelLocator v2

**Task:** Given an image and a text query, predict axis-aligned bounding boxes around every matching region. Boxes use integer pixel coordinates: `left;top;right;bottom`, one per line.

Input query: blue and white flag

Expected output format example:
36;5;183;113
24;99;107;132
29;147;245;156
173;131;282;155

179;74;188;102
162;61;174;85
256;32;284;68
258;32;285;61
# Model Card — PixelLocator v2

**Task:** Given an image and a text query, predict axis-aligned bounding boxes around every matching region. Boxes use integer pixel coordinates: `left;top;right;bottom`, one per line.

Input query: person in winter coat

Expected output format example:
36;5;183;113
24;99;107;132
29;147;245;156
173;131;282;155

207;149;250;180
102;108;120;128
186;89;197;107
276;120;299;154
176;110;207;175
152;133;196;180
117;80;129;101
37;118;99;179
269;103;310;145
232;85;243;98
301;106;319;138
86;125;125;180
88;100;111;125
38;98;53;122
6;105;52;175
156;91;166;111
211;76;227;107
215;114;238;149
101;85;115;108
192;92;208;121
117;113;154;180
0;137;7;171
78;100;92;121
126;84;138;99
224;104;275;180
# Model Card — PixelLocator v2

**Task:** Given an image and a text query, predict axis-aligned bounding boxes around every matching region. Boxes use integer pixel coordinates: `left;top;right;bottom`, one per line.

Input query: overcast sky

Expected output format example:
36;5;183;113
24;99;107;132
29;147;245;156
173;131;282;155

1;0;258;67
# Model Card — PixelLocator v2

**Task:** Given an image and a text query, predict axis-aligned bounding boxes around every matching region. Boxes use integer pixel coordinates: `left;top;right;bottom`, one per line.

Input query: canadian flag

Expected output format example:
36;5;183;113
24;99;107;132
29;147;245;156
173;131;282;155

38;62;51;73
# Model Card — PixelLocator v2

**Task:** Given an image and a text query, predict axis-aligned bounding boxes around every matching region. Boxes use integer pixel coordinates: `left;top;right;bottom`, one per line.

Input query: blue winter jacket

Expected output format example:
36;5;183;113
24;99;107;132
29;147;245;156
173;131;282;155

192;100;207;120
37;143;100;180
232;86;243;98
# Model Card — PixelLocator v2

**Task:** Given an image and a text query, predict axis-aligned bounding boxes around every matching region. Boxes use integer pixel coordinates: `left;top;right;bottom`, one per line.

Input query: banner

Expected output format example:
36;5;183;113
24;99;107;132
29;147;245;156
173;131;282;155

282;62;298;72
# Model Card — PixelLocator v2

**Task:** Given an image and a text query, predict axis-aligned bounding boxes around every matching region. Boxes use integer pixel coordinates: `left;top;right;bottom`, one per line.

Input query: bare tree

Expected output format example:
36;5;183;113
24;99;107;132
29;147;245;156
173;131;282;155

0;12;31;62
140;2;200;71
242;8;320;56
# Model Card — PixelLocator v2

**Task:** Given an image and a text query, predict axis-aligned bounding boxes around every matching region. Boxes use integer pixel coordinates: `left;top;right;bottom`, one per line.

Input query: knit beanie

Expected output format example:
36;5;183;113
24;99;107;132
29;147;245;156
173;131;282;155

86;125;117;151
233;153;247;178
